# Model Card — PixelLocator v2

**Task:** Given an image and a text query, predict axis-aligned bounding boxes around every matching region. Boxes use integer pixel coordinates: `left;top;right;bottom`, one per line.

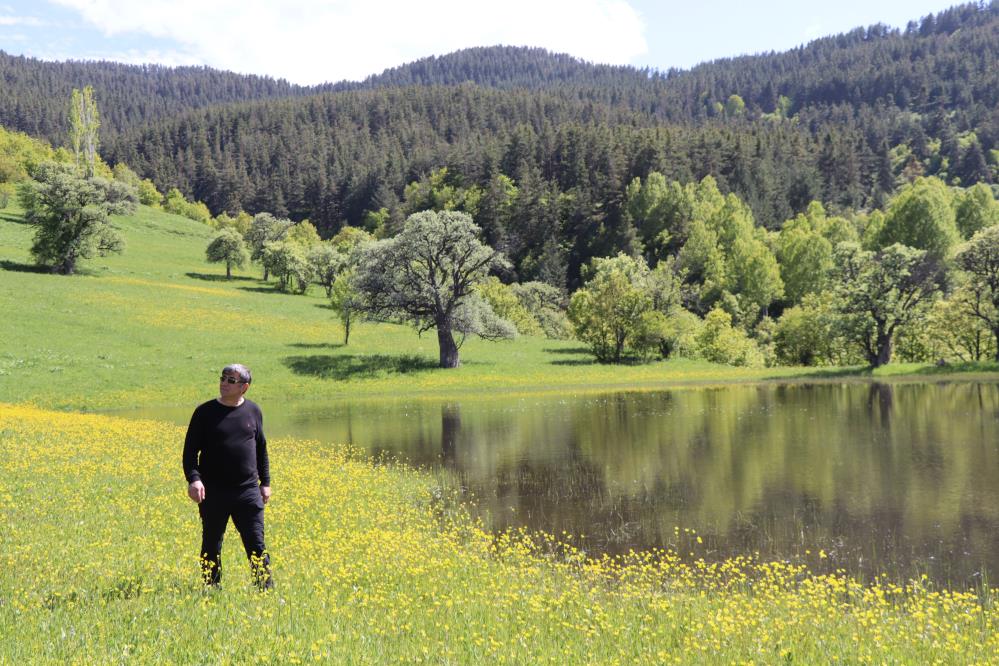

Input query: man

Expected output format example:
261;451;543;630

182;363;273;590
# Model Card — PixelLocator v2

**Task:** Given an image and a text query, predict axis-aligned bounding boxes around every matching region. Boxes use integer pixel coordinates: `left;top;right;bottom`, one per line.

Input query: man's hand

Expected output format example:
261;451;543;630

260;485;272;505
188;480;206;503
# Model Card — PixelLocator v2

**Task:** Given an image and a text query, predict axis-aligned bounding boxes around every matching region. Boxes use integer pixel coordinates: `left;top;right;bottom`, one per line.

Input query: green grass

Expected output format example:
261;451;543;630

2;203;995;412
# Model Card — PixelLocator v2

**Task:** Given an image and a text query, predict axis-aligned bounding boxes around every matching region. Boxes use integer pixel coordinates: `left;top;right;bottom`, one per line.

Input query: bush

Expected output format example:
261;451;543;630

512;282;571;339
694;308;764;367
478;277;544;337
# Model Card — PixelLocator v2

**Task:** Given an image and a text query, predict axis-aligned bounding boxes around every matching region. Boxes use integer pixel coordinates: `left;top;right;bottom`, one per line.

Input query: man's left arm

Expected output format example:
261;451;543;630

256;407;271;504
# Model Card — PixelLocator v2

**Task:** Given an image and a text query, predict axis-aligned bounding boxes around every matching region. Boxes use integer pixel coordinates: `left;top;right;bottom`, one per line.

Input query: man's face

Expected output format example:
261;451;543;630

219;371;249;400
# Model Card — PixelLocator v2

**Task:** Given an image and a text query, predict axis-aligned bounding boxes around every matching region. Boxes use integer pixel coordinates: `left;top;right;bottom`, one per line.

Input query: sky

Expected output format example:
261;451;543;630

0;0;968;86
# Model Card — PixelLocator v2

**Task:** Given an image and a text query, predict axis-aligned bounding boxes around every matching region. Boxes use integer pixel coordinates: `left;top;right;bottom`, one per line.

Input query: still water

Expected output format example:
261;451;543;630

122;380;999;587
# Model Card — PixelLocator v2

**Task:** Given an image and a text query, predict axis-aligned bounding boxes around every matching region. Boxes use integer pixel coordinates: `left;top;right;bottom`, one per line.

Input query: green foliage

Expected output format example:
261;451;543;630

329;268;361;345
212;210;253;236
307;243;346;298
361;208;390;237
777;220;833;305
511;282;571;340
724;94;746;117
623;172;689;262
954;183;999;239
0;182;14;208
69;86;100;177
136;179;163;207
916;289;997;362
285;220;322;247
774;293;843;366
261;241;311;293
477;277;544;337
162;188;211;224
677;177;783;322
330;225;374;252
658;307;702;360
244;212;294;279
776;201;858;305
859;209;886;250
403;167;482;217
954;225;999;359
355;210;511;368
834;242;939;366
18;161;137;274
568;253;690;363
876;177;959;261
204;228;248;279
111;162;140;188
0;125;60;185
693;308;764;367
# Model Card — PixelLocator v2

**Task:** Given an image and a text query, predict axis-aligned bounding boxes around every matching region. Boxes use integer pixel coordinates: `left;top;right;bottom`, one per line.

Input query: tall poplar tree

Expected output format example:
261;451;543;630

69;86;100;177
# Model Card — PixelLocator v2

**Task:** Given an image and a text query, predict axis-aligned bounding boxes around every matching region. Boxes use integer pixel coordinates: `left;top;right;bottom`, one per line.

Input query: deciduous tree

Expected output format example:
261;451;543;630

354;210;511;368
834;242;939;367
19;161;137;274
954;225;999;359
205;228;248;279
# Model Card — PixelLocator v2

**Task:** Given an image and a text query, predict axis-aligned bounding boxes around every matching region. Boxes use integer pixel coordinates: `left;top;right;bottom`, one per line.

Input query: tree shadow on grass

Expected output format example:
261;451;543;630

544;347;591;355
550;358;600;366
288;342;345;350
0;211;29;225
0;260;51;274
284;353;438;381
237;285;293;295
186;272;257;283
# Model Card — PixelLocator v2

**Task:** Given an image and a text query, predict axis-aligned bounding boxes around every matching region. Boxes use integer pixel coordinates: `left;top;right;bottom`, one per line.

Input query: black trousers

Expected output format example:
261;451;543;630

198;485;272;588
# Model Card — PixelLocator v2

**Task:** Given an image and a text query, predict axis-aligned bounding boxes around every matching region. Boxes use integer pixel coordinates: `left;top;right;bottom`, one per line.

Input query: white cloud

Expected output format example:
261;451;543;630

0;14;44;26
49;0;648;84
803;21;825;41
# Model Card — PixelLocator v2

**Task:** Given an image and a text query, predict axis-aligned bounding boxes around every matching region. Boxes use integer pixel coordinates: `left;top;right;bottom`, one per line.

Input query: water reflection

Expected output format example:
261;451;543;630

118;380;999;587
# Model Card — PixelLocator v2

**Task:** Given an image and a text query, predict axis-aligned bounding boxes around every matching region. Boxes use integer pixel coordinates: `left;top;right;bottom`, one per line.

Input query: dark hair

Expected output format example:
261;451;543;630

222;363;252;384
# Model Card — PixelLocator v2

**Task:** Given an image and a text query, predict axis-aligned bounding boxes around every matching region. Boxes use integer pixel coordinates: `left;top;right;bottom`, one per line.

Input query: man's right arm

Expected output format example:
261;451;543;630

182;408;205;503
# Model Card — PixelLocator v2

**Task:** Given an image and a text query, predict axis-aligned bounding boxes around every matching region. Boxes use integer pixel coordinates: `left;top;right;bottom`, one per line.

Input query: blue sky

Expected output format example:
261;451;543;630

0;1;966;85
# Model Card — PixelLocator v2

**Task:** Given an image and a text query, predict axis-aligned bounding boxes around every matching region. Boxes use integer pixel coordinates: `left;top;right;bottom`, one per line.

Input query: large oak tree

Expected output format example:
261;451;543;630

355;210;513;368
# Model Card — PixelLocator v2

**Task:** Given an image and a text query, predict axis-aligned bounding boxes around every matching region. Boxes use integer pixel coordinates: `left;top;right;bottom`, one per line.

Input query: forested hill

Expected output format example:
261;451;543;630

330;2;999;125
4;2;998;141
333;46;657;92
0;51;331;143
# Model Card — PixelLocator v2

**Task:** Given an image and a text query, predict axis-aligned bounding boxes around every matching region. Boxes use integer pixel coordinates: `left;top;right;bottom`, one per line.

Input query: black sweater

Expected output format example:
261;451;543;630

182;398;270;489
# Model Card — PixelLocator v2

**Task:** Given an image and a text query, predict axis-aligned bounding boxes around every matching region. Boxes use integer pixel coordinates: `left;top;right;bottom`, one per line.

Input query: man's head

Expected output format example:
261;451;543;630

219;363;252;402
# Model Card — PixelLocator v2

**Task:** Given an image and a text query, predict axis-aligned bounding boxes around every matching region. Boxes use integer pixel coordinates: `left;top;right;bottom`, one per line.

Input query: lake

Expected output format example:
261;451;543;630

120;379;999;587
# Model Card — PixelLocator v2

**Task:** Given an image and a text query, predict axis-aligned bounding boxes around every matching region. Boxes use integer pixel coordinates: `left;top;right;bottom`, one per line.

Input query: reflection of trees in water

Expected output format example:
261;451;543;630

441;403;460;468
455;383;999;583
868;381;894;428
323;382;999;584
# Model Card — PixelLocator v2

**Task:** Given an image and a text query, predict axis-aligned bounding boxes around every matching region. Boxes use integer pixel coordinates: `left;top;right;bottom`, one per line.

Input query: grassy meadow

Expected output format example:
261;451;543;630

4;203;993;413
4;205;999;663
3;404;997;664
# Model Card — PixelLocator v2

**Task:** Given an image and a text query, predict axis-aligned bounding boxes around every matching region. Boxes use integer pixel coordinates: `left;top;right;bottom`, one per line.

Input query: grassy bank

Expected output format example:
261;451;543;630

2;204;996;412
2;405;996;663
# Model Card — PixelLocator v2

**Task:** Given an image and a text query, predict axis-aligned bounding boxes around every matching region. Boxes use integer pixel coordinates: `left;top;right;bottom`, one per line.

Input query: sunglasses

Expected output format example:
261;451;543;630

219;375;247;384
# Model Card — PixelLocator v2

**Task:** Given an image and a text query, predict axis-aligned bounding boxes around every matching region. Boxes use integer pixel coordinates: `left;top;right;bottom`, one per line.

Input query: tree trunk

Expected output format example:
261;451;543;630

57;256;76;275
993;327;999;362
226;262;232;279
874;333;893;367
437;326;460;368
